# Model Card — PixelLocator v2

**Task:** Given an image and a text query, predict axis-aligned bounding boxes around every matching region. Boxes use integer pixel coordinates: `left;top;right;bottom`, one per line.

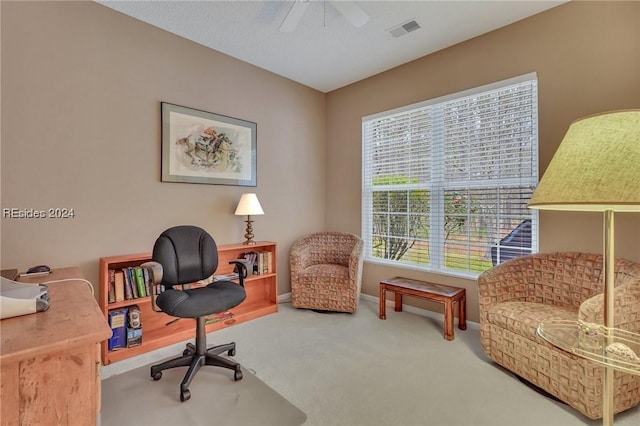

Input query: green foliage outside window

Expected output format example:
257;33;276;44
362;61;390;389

371;176;429;261
371;175;482;267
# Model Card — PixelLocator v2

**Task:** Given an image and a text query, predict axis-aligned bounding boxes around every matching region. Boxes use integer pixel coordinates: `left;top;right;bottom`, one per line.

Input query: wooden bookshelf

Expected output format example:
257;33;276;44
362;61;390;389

99;241;277;365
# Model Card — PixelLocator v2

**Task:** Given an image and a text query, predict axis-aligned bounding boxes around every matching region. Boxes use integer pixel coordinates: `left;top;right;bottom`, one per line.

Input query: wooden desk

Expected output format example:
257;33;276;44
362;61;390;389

379;276;467;341
0;267;112;426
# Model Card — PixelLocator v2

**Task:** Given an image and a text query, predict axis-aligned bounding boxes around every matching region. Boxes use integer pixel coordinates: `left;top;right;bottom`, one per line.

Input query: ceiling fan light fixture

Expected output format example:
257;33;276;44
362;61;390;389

280;0;311;32
329;0;369;28
279;0;369;32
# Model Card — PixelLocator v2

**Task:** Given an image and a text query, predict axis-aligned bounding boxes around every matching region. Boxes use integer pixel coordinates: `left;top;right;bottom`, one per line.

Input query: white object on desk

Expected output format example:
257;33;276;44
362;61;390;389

0;276;50;319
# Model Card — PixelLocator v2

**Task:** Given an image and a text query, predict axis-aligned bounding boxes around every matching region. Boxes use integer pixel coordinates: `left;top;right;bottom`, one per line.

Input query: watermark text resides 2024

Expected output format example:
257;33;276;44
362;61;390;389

2;208;75;219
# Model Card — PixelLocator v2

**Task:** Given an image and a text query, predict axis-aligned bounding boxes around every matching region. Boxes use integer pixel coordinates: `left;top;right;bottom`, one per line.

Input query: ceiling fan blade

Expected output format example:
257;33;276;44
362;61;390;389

329;0;369;28
280;0;311;33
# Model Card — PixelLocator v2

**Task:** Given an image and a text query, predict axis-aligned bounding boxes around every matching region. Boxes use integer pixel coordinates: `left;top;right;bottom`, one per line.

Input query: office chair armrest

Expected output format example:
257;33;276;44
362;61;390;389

141;261;163;312
229;260;248;287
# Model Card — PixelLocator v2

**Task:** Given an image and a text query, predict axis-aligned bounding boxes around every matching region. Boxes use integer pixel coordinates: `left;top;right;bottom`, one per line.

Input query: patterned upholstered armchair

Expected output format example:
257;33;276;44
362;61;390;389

290;232;364;313
478;252;640;419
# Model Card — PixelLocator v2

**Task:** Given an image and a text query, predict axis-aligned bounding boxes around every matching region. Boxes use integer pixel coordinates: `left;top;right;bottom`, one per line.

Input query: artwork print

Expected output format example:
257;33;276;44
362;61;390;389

161;102;257;186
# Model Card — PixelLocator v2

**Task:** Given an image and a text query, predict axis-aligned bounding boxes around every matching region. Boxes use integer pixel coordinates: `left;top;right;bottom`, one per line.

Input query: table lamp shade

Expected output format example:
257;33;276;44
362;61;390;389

234;193;264;216
528;110;640;212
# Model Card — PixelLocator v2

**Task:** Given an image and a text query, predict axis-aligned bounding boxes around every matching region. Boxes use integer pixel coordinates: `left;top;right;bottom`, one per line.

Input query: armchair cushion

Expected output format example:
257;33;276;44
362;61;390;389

299;264;350;283
486;301;577;338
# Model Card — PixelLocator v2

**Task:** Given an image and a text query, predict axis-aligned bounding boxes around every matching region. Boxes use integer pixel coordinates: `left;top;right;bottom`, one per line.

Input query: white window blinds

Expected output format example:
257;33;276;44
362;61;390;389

362;73;538;278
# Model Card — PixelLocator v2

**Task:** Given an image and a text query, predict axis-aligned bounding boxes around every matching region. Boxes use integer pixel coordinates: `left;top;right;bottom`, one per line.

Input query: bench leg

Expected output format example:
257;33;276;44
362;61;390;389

394;293;403;312
379;285;386;320
458;296;467;330
444;300;455;341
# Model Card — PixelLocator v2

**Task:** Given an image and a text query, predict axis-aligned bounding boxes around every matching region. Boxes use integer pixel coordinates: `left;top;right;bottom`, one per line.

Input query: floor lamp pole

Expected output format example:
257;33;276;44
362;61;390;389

603;209;615;426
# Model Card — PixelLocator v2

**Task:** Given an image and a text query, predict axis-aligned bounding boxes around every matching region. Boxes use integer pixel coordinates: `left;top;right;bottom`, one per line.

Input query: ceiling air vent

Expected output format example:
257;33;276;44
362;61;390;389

388;19;421;38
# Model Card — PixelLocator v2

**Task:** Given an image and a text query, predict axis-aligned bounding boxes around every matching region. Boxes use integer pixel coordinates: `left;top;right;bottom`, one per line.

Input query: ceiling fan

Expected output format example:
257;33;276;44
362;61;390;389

280;0;370;32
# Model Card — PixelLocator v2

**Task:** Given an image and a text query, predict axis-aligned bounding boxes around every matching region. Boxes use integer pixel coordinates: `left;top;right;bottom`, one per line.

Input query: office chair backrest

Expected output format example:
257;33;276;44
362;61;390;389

153;225;218;289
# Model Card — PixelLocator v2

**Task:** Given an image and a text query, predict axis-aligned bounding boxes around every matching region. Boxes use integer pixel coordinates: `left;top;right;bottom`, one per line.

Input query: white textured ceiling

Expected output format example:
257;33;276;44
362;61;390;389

97;0;566;92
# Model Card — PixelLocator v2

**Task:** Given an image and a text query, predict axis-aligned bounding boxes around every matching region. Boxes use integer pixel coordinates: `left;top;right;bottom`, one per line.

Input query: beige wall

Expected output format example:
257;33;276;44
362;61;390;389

325;1;640;322
1;1;326;292
2;2;639;321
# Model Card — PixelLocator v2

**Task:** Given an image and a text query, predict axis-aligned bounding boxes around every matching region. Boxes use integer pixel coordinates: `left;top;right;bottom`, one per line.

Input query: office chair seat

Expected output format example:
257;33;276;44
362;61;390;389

157;282;246;318
145;225;248;402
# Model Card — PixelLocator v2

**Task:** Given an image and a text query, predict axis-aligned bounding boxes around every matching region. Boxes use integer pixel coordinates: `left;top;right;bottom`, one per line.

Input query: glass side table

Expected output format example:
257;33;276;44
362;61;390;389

537;320;640;375
538;320;640;426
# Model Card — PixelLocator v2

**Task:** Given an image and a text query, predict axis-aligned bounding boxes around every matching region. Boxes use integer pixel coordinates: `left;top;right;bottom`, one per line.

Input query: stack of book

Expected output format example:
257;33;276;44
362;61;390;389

107;266;156;304
108;304;143;351
240;251;273;275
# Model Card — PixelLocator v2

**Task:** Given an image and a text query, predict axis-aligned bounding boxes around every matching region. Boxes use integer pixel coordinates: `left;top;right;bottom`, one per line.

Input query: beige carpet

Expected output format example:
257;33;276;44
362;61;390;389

101;363;306;426
102;299;640;426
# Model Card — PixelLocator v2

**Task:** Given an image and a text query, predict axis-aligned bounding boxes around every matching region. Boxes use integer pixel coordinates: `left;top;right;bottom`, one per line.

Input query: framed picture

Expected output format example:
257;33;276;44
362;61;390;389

161;102;257;186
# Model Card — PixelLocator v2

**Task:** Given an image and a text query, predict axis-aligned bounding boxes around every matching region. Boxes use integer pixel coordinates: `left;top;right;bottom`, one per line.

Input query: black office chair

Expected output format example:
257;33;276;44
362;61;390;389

142;225;247;402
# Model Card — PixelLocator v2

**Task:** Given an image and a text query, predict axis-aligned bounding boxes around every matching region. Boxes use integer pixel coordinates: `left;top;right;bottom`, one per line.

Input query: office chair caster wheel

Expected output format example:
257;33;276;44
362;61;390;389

184;343;195;356
234;369;243;381
152;372;162;381
180;389;191;402
228;348;236;357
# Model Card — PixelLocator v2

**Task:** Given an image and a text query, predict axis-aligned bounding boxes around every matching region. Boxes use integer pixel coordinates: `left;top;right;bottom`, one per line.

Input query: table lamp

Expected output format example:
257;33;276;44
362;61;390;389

529;110;640;426
234;193;264;245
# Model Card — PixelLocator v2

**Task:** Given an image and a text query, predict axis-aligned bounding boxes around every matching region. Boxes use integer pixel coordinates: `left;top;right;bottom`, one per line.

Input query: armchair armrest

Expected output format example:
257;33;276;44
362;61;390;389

579;276;640;333
141;261;163;313
348;239;364;284
290;244;312;272
477;257;532;307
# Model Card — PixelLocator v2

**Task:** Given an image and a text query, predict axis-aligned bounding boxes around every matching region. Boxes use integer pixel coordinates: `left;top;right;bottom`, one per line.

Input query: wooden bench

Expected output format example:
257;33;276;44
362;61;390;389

379;276;466;341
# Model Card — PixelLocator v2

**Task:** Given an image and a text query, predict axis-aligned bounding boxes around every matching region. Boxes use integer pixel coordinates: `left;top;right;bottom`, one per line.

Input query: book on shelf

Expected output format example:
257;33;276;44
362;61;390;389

133;267;147;298
142;267;152;297
127;327;142;347
108;308;128;351
127;305;142;347
129;268;140;299
108;269;116;303
239;250;273;275
239;252;255;274
109;266;155;304
114;271;125;302
121;268;134;300
261;251;273;274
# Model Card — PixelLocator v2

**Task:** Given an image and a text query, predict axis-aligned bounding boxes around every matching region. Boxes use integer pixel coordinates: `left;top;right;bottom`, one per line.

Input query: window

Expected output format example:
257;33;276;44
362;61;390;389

362;73;538;278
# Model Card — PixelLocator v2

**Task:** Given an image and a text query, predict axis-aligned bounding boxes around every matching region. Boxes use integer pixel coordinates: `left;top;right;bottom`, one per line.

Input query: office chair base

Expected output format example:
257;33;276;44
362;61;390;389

182;341;237;357
150;316;243;401
150;340;242;402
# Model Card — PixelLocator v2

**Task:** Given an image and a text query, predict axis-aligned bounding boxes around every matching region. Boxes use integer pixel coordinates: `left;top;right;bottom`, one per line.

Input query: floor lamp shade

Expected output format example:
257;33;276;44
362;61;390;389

529;110;640;212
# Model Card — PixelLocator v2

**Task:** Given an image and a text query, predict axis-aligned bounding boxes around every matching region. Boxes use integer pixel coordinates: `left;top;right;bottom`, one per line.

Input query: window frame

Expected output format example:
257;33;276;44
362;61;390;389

362;73;539;279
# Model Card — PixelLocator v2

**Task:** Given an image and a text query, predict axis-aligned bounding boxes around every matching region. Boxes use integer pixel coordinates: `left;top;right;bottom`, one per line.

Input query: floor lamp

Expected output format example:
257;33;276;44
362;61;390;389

529;110;640;426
